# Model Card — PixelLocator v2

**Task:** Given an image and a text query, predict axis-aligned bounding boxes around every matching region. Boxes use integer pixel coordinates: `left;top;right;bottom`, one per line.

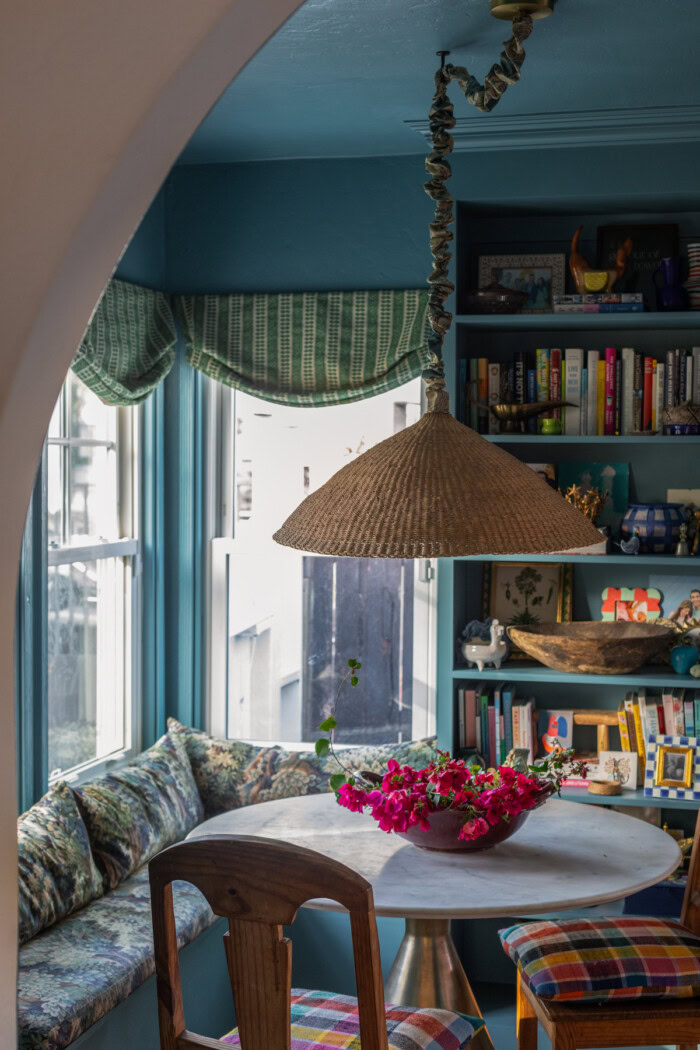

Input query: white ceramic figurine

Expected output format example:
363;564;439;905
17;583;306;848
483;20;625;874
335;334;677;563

461;619;507;672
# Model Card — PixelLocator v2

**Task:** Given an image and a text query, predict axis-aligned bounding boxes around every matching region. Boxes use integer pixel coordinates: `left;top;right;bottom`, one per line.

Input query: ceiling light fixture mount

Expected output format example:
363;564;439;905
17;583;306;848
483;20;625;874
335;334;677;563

490;1;553;21
274;4;601;559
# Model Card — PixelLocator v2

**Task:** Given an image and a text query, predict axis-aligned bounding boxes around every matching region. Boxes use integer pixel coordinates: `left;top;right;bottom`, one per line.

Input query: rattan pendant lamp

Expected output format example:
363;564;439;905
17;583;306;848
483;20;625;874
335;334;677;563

274;5;602;558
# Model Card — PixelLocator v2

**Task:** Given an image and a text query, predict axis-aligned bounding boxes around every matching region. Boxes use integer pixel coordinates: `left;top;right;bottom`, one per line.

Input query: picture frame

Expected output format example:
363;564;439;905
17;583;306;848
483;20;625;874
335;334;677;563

478;253;566;313
482;562;573;660
649;574;700;637
644;733;700;801
596;223;679;308
598;749;639;791
601;587;662;622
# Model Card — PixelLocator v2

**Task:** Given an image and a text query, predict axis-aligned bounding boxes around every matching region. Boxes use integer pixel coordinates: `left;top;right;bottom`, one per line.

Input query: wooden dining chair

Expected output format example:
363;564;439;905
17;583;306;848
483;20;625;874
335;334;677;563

502;807;700;1050
149;834;482;1050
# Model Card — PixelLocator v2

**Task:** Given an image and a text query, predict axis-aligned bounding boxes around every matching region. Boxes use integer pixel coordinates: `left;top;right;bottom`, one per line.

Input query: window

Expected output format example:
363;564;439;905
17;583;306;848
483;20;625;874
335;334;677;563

46;373;139;779
208;379;436;747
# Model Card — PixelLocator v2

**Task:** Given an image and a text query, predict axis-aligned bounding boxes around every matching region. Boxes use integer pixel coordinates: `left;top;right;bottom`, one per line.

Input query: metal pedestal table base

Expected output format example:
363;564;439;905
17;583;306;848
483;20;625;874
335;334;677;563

384;918;494;1050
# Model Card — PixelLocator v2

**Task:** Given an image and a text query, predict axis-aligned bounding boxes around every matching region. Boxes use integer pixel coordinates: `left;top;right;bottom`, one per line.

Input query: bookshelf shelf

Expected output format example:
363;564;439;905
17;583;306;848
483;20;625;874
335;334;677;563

558;787;699;810
452;666;697;688
483;434;700;444
455;311;700;331
454;553;699;565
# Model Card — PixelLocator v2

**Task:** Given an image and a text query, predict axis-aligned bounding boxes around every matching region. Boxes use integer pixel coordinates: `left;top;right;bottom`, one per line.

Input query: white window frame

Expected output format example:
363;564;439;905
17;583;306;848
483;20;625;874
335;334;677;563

204;384;437;747
47;385;142;785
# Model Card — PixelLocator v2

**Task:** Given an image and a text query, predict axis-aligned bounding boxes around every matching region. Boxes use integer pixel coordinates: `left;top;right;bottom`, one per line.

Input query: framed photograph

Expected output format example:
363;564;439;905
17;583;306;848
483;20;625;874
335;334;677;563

478;253;565;313
557;462;629;537
482;562;573;660
648;574;700;638
644;734;700;801
599;750;638;791
596;223;679;308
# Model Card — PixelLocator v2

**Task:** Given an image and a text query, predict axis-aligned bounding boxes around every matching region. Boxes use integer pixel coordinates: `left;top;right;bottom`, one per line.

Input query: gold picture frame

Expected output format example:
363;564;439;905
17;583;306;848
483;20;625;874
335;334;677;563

654;745;694;789
481;562;573;661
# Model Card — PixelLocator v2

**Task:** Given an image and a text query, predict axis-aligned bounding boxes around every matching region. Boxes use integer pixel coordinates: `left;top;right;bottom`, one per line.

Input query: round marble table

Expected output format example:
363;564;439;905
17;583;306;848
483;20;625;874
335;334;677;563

189;793;680;1050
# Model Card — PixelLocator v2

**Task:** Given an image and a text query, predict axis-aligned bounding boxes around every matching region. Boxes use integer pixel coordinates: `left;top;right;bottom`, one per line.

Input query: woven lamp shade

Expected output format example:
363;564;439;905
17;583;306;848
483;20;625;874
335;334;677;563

274;393;602;557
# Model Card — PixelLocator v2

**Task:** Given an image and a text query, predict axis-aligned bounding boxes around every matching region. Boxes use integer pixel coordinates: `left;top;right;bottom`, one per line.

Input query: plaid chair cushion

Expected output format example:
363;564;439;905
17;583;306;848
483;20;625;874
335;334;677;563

499;917;700;1002
222;989;482;1050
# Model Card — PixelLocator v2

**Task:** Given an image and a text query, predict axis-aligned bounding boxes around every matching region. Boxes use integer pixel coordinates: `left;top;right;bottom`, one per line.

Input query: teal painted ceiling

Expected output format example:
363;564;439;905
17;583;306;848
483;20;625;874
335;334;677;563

179;0;699;165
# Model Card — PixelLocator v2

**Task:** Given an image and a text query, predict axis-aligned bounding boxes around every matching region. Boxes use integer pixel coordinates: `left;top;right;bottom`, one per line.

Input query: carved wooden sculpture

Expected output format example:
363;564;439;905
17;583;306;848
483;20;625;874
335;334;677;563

569;225;633;294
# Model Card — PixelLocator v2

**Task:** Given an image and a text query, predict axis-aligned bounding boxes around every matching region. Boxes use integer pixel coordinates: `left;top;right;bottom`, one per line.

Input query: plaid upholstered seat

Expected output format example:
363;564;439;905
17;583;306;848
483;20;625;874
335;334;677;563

222;989;483;1050
499;917;700;1003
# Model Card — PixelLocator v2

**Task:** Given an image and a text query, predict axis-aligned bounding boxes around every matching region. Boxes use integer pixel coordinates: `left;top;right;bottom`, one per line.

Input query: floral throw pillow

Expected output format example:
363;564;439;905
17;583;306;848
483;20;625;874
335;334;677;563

167;718;260;817
18;781;103;944
73;731;203;890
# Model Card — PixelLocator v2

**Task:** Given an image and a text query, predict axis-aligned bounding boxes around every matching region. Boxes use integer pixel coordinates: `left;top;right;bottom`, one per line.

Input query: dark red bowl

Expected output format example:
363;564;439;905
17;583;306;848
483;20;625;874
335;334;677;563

397;807;531;852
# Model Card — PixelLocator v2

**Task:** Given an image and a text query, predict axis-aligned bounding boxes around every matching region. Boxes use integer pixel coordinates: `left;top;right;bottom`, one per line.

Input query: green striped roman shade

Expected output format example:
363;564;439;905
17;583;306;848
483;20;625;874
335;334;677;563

176;290;431;406
72;279;177;405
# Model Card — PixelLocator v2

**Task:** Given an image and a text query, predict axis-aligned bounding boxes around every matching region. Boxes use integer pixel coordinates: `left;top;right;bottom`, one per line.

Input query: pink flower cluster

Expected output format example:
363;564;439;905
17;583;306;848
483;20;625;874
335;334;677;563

336;752;557;842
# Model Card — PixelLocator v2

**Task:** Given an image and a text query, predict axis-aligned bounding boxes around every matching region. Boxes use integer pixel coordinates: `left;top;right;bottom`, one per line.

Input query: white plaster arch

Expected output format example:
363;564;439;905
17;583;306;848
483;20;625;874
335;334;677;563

0;0;304;1037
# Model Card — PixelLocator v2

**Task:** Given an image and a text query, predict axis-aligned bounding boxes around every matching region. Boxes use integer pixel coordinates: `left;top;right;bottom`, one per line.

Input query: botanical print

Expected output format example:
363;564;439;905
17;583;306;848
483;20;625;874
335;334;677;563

599;750;638;790
486;563;570;627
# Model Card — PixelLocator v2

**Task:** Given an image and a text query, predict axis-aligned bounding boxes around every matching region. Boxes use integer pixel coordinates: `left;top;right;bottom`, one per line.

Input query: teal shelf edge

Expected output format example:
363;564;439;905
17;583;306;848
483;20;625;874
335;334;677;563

453;554;699;565
452;665;698;687
455;311;700;331
482;434;700;444
559;787;698;810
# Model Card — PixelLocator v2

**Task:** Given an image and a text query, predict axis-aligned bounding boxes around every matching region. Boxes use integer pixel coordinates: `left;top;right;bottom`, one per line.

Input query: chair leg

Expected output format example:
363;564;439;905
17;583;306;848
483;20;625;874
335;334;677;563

516;974;538;1050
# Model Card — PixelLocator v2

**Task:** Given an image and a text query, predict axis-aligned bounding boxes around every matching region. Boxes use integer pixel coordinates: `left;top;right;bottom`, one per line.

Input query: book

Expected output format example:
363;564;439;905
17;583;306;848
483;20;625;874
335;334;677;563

693;348;700;402
597;360;606;436
662;689;675;738
679;348;688;402
617;700;632;751
586;350;599;436
645;696;659;738
512;703;521;749
684;699;695;737
552;304;644;313
655;362;665;433
477;358;488;434
642;356;654;431
625;694;646;768
604;347;616;435
487;702;497;768
665;348;674;409
493;683;502;766
526;369;537;433
621;347;635;435
487;362;500;435
457;687;466;749
614;357;622;435
657;702;666;735
672;689;686;735
550;349;562;421
553;293;643;304
501;683;515;754
463;686;477;749
469;359;479;430
514;352;526;405
480;688;490;764
694;692;700;737
564;348;583;436
633;351;643;432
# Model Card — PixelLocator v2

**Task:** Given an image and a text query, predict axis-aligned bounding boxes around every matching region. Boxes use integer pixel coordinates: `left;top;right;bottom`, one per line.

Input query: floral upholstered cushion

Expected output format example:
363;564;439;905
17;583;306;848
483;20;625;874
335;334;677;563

17;865;215;1050
168;717;438;816
18;781;103;945
499;917;700;1002
222;989;482;1050
73;730;203;890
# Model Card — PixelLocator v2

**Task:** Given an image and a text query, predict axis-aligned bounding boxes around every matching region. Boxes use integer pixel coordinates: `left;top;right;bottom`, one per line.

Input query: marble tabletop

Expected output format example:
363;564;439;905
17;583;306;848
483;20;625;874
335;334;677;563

188;793;681;919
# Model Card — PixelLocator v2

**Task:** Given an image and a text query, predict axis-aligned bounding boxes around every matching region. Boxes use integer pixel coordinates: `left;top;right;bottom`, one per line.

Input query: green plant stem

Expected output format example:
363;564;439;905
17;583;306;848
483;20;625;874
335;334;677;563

328;668;358;782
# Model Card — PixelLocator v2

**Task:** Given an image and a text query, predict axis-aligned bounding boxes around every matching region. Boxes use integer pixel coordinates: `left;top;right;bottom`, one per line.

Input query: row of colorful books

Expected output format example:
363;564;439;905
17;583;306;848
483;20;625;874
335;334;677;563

456;684;537;768
618;687;700;757
552;293;644;314
460;345;700;435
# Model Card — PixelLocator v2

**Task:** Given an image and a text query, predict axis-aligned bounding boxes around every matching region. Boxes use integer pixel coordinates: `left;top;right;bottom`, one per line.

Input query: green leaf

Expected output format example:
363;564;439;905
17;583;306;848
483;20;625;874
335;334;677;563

315;738;330;757
318;717;337;732
330;773;347;792
351;676;358;686
355;662;362;669
348;658;357;668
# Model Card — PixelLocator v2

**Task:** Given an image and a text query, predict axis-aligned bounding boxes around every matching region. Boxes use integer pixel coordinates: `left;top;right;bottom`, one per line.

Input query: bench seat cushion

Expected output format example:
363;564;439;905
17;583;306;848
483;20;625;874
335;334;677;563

17;865;215;1050
222;990;482;1050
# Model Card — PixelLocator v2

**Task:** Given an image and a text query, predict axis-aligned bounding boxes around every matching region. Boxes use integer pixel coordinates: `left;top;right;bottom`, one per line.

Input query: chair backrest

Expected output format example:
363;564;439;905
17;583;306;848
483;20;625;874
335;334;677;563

149;834;389;1050
681;806;700;935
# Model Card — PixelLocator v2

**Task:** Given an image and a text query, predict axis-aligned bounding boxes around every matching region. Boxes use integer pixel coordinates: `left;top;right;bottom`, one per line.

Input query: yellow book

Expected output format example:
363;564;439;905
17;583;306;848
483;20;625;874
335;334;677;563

596;360;606;436
626;695;646;785
617;700;631;751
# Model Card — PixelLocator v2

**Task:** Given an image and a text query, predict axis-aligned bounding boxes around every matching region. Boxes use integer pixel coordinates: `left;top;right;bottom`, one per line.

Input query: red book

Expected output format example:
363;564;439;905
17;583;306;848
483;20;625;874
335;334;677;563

550;349;562;420
604;347;616;435
642;356;654;430
657;704;666;735
464;688;477;749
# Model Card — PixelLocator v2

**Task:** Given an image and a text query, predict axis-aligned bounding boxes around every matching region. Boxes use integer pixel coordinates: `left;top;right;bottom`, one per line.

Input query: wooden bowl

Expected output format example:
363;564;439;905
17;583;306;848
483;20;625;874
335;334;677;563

506;621;676;675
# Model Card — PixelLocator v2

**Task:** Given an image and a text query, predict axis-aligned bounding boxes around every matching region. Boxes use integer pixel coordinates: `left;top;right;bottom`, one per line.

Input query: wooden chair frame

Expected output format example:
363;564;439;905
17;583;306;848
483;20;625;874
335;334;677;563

149;834;389;1050
516;808;700;1050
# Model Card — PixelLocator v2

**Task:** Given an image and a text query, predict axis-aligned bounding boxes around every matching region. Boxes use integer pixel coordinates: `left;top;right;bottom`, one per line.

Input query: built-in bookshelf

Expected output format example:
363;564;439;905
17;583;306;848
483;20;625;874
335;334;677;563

440;198;700;824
